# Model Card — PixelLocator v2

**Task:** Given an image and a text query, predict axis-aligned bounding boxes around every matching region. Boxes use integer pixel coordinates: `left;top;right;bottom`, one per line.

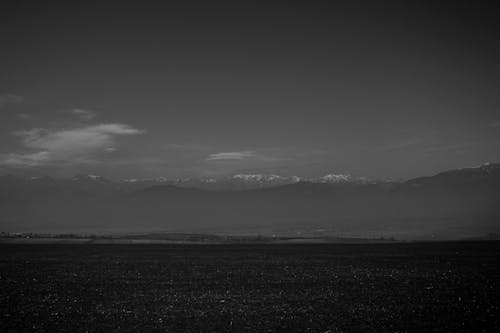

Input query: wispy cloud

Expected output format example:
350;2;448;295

200;149;297;176
420;142;475;154
381;131;438;151
17;113;35;120
382;137;426;150
1;151;52;167
70;108;96;121
1;123;144;167
0;93;25;108
164;143;210;152
206;151;256;161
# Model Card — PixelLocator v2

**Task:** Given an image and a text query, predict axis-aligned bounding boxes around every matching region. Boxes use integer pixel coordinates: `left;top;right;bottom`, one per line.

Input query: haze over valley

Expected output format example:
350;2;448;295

1;163;499;240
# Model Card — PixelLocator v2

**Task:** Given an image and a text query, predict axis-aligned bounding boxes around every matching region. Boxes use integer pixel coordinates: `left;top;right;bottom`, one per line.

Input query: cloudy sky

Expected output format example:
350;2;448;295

1;1;499;179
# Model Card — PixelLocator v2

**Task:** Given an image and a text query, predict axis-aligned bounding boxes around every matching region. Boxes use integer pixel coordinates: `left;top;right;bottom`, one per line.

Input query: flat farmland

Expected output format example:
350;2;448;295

1;242;499;332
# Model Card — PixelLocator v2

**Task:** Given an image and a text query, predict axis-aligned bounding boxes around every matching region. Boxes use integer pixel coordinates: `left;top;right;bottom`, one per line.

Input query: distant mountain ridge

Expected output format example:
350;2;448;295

1;163;498;192
1;163;499;240
1;171;390;191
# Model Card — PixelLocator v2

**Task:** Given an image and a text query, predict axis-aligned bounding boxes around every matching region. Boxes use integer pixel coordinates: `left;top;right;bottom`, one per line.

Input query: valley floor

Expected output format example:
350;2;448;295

1;242;499;332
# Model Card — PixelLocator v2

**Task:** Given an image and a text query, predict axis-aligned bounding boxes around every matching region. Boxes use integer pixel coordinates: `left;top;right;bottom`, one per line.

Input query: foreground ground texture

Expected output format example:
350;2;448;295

0;242;499;332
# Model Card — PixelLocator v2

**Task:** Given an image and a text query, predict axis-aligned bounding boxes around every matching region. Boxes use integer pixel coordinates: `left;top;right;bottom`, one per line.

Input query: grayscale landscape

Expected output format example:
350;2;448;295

1;1;499;332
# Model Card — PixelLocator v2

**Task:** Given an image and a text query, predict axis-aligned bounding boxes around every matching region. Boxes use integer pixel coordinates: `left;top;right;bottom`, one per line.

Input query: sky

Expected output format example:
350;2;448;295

1;1;499;180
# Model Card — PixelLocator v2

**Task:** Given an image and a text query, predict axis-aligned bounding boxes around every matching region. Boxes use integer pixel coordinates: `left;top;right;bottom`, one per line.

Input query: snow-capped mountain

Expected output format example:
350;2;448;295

314;174;382;184
122;177;170;184
72;174;111;183
9;164;498;194
0;172;394;194
232;174;284;182
220;174;301;189
2;163;499;240
120;174;304;190
316;174;352;183
90;172;376;190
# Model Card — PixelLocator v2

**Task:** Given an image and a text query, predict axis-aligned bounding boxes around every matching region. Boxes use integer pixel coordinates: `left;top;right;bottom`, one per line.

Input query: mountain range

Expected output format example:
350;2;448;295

1;163;499;239
120;173;378;191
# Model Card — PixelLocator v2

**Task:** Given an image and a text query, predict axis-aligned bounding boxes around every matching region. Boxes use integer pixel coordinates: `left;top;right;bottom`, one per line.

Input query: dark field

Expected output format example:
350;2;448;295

1;242;499;332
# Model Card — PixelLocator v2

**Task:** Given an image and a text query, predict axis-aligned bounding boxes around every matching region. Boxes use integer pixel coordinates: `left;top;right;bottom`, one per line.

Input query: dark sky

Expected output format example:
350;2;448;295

1;1;499;179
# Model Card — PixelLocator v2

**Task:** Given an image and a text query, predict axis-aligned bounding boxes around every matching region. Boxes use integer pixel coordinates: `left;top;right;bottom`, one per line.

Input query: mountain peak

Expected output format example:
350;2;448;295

72;174;109;182
318;174;352;183
122;177;169;183
232;174;286;182
437;162;500;177
477;162;500;172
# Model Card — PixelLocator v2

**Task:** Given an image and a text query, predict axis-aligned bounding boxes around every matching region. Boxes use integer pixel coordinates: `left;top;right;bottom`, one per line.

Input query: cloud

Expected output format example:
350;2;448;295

383;137;425;150
70;108;96;121
1;123;144;167
202;150;295;176
1;151;52;167
420;143;474;154
165;143;209;151
0;93;25;108
18;113;35;120
206;151;256;161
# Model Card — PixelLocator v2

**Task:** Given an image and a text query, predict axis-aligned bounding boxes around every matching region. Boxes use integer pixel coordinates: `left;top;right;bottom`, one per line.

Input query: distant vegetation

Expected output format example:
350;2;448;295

0;232;400;244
